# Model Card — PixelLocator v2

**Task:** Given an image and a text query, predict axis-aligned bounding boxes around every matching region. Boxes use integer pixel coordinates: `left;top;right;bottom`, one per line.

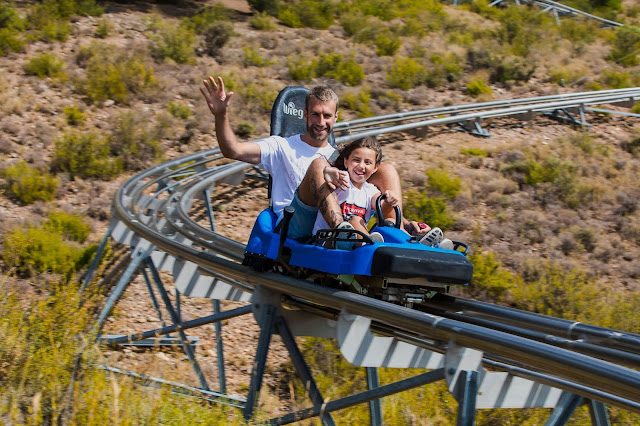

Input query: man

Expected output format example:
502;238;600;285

200;75;428;240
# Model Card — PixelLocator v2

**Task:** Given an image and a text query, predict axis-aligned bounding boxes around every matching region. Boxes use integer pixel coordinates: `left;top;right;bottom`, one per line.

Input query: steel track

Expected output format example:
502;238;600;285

108;89;640;416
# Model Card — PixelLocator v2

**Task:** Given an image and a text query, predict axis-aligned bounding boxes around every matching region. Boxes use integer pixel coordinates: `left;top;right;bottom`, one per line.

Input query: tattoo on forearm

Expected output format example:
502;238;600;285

318;198;328;215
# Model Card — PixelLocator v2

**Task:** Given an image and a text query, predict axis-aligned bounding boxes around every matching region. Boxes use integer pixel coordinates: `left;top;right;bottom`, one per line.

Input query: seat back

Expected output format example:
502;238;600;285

267;86;336;206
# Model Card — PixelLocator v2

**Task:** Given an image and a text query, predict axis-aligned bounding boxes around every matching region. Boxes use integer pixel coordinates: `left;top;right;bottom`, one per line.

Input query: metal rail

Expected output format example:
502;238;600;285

452;0;624;28
99;89;640;422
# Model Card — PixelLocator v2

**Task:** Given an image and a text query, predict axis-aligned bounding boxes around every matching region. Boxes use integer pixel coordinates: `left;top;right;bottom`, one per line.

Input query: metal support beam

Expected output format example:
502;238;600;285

270;369;446;425
95;244;153;332
366;367;382;426
141;267;167;328
98;365;246;408
587;399;610;426
244;305;277;421
82;219;116;291
455;370;478;426
545;391;583;426
275;316;336;426
102;305;252;345
448;120;491;138
175;289;182;323
213;300;227;394
203;187;216;232
543;108;590;128
144;257;210;392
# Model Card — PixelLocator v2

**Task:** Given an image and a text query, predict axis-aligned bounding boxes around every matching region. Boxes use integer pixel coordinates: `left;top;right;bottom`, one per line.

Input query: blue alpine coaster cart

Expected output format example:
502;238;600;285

242;86;473;307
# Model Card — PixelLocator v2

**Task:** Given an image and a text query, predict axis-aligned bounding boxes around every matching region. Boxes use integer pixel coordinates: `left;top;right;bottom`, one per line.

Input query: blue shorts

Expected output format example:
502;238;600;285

283;190;318;242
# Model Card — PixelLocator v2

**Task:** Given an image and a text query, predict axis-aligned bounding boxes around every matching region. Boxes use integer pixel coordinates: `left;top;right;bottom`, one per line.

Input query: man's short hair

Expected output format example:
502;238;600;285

306;86;339;111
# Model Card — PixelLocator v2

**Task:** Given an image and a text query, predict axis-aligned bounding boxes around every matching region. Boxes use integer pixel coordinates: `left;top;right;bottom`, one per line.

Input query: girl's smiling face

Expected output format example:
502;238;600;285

344;147;378;188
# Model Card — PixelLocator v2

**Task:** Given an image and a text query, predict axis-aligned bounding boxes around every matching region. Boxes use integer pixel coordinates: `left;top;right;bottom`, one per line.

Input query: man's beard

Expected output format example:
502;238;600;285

307;123;330;142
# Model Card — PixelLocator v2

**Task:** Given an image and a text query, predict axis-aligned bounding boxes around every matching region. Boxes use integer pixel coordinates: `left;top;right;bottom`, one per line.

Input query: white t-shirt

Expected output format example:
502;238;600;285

312;179;380;235
257;134;337;218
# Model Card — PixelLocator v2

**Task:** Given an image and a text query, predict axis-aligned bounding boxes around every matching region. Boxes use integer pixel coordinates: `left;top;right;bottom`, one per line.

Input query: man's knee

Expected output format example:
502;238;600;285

299;157;332;204
309;157;330;173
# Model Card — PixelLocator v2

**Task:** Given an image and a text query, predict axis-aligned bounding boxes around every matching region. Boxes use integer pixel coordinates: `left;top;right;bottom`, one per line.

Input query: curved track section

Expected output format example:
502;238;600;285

97;89;640;423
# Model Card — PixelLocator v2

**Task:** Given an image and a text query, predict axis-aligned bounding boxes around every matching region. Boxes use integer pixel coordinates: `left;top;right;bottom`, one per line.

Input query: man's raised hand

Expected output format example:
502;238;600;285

200;76;234;117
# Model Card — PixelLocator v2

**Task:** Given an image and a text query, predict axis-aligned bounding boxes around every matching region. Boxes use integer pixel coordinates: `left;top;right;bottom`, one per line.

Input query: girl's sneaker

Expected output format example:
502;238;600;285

419;227;444;247
439;238;454;251
369;232;384;243
335;221;356;250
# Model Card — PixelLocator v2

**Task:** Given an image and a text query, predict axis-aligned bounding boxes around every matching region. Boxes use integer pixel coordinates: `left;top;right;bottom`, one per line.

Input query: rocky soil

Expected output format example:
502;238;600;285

1;0;639;416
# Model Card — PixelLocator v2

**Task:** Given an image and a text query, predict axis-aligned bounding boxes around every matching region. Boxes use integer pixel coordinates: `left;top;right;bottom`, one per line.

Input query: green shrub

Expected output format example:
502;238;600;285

149;19;196;64
45;211;91;243
549;67;585;87
387;57;425;90
601;70;633;89
95;18;112;38
497;5;553;57
607;26;640;67
242;83;278;114
23;53;66;79
559;19;597;44
187;4;229;34
403;190;454;230
109;111;162;171
0;279;243;423
503;156;580;207
460;148;488;157
338;11;372;38
423;54;464;88
0;27;24;55
507;156;572;184
0;2;24;29
633;102;640;114
53;131;122;179
203;21;233;57
466;78;492;97
0;3;25;55
431;53;464;80
341;89;373;118
316;53;364;86
26;6;71;42
568;132;595;154
2;161;58;204
288;56;317;82
426;169;461;199
279;0;334;29
243;46;272;67
63;105;85;125
374;29;401;56
467;252;517;299
490;57;536;84
467;0;500;18
235;121;255;138
249;11;277;30
278;7;302;27
2;226;94;277
75;42;156;105
167;101;191;119
248;0;280;15
622;134;640;156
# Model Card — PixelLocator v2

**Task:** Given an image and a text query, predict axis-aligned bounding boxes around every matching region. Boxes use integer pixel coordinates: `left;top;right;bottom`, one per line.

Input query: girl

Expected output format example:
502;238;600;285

313;136;397;248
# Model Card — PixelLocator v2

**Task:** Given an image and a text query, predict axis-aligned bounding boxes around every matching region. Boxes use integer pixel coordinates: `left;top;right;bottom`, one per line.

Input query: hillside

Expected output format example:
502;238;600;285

0;0;639;422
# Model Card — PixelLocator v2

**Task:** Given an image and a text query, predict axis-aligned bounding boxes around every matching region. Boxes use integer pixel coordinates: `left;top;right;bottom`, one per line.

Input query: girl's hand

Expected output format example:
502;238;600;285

324;166;349;191
382;190;399;206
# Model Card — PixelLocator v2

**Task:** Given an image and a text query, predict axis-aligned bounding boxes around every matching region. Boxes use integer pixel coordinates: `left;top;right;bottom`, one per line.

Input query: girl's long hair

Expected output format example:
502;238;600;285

332;136;382;171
